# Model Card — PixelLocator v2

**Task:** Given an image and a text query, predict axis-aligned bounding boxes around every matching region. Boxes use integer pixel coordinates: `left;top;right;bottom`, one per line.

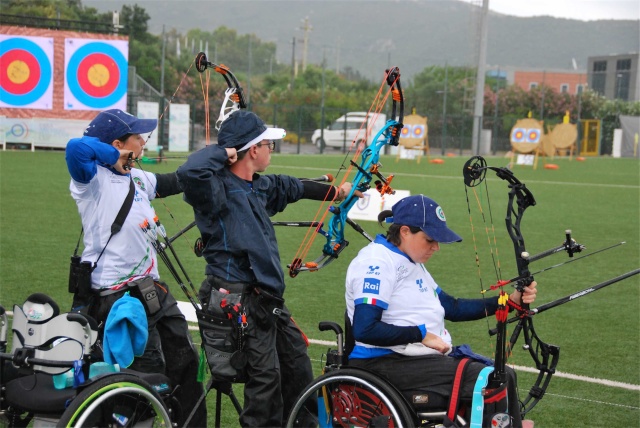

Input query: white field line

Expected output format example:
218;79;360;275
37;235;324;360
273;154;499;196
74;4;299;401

271;164;640;190
7;309;635;393
544;393;640;410
304;337;640;392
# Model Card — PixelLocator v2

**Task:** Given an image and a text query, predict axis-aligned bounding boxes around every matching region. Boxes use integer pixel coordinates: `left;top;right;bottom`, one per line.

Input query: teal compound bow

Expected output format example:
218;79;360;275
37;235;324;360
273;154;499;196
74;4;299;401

288;67;405;277
462;155;639;416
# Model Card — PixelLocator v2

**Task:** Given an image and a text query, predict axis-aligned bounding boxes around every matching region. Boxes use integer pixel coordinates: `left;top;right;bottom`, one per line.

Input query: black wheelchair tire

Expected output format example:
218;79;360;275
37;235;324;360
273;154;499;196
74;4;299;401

285;367;415;428
56;373;171;427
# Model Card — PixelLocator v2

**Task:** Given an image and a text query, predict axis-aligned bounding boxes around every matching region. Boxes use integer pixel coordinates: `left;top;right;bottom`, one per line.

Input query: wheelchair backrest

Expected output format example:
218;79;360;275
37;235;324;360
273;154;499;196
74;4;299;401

344;310;355;358
0;305;7;353
11;293;98;375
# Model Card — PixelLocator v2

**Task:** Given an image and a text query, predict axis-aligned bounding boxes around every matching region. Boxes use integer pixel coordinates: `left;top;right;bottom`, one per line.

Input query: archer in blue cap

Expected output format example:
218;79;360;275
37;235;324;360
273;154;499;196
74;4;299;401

217;110;286;150
65;108;207;426
345;193;538;428
388;194;462;244
176;109;361;427
84;109;157;147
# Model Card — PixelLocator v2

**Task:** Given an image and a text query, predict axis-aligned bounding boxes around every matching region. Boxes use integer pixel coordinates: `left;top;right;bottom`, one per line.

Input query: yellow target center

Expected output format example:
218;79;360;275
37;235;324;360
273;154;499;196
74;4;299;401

87;64;110;87
8;60;29;84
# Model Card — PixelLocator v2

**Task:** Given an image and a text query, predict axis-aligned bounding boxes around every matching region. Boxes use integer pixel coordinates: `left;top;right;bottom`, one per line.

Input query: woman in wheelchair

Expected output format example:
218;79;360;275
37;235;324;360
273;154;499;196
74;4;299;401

344;195;537;428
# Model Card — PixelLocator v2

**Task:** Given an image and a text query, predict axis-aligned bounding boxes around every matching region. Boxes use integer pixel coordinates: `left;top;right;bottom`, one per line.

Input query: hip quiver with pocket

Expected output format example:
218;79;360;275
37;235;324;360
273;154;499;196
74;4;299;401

197;286;248;383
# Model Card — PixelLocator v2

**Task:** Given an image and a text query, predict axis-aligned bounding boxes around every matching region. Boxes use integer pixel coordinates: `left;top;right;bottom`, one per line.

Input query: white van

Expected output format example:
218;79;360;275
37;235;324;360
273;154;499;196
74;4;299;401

311;112;387;150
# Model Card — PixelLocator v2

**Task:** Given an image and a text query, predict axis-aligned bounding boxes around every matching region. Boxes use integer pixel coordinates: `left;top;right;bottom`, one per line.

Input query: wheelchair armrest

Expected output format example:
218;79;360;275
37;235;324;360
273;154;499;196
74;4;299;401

67;312;88;327
318;321;343;358
319;321;343;335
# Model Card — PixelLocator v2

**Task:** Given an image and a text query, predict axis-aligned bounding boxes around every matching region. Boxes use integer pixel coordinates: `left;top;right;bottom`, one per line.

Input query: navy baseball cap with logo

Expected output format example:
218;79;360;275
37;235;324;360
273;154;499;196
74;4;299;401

389;194;462;243
84;109;157;144
217;110;286;151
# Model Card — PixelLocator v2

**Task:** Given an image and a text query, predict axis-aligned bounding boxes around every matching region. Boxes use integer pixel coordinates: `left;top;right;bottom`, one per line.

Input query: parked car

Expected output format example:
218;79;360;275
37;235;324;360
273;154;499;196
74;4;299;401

311;112;387;150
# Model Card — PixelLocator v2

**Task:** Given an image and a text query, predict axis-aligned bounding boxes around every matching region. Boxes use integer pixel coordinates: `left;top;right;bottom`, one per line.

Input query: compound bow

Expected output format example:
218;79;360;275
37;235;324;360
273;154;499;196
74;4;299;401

288;67;405;277
462;155;639;416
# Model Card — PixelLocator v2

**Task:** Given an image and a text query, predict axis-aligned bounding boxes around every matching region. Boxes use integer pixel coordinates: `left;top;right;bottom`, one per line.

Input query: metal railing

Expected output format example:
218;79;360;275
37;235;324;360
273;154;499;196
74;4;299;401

0;14;114;34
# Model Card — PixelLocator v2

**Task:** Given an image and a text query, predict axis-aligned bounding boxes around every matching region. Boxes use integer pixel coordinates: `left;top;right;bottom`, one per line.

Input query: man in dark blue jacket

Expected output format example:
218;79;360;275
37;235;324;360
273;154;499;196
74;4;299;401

177;110;358;427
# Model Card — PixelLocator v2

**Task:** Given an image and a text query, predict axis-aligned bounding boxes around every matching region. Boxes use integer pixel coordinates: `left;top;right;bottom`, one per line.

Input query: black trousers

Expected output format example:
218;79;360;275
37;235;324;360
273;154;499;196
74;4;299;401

201;275;315;427
91;281;207;427
349;353;523;428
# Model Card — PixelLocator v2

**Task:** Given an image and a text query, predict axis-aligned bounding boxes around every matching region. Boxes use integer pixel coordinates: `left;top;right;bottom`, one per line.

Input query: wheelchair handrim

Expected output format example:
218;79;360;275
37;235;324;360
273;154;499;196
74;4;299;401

63;382;170;427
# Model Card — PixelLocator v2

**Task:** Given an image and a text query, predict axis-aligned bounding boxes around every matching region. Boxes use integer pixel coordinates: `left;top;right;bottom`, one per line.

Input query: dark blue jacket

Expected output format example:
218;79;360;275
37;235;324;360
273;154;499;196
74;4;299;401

176;144;304;297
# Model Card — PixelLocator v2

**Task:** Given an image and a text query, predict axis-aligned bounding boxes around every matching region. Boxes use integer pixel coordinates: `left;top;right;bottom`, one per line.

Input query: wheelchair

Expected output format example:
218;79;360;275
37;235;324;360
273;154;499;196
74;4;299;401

286;317;472;428
0;293;177;427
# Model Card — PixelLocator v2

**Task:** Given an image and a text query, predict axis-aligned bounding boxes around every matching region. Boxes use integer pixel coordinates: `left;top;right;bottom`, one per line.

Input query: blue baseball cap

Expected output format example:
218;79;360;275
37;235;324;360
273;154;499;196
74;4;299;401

390;195;462;243
84;109;157;144
218;110;286;150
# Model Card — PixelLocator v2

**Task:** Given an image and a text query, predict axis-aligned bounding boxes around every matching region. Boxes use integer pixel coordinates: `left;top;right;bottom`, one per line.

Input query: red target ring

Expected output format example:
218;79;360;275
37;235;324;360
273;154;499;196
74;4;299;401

76;53;120;98
2;49;40;95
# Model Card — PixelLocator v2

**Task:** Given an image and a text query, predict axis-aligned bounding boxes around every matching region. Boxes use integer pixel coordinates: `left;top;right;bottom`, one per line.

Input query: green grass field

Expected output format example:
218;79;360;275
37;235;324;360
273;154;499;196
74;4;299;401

1;150;638;427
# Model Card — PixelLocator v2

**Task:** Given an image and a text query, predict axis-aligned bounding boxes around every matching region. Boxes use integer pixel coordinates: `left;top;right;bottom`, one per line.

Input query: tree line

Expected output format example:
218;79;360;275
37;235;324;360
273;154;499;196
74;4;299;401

3;0;639;150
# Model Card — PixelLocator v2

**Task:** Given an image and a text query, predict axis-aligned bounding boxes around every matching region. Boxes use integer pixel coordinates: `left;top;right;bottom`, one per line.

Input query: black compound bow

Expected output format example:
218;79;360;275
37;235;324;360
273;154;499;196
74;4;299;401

462;155;639;416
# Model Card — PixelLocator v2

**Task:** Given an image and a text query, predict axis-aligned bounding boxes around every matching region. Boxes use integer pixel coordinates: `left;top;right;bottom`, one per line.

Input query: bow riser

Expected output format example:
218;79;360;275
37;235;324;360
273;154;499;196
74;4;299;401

323;120;402;257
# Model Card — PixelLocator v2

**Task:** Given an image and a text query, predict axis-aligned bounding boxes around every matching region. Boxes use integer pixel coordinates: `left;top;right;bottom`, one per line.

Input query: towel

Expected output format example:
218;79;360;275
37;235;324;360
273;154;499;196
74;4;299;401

102;292;148;368
450;344;494;366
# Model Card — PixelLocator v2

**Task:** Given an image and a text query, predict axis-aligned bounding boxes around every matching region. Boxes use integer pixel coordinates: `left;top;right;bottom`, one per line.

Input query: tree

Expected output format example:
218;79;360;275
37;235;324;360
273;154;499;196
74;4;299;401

119;4;152;43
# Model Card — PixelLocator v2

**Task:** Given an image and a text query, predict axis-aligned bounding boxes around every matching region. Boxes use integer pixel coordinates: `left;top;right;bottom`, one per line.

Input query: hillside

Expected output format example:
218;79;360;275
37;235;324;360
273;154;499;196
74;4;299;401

85;0;639;80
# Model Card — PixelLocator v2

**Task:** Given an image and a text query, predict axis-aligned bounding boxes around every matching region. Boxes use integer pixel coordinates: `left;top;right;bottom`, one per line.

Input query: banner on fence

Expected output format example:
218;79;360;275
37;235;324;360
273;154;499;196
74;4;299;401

137;101;159;151
169;104;190;152
1;117;86;148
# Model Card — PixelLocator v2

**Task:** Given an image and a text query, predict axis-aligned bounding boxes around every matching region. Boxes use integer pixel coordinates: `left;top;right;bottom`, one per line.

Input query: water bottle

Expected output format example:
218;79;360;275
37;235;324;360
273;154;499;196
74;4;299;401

89;362;120;379
52;369;74;390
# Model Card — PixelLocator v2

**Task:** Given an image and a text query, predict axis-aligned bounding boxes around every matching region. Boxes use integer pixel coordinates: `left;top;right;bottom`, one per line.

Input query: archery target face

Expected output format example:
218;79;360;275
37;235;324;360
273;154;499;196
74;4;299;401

400;125;413;138
511;128;526;143
510;118;543;154
0;36;53;109
526;128;541;143
412;124;425;138
64;38;128;110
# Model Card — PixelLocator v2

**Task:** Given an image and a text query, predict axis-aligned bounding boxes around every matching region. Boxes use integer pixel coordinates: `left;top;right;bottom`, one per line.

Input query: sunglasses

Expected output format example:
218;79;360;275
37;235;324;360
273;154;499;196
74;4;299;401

257;141;276;151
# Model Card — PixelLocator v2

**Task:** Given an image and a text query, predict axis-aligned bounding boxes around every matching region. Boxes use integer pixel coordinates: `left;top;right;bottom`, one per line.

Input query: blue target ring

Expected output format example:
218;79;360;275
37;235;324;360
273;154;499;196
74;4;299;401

67;42;128;109
0;38;52;106
10;123;27;138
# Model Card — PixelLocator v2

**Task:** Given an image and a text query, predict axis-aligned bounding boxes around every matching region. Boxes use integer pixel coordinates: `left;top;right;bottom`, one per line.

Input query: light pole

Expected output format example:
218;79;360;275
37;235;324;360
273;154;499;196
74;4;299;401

436;63;449;156
492;67;501;154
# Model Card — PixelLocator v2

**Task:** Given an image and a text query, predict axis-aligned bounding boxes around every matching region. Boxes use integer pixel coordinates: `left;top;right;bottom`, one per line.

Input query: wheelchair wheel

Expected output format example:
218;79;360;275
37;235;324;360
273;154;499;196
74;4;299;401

56;373;172;427
286;368;415;428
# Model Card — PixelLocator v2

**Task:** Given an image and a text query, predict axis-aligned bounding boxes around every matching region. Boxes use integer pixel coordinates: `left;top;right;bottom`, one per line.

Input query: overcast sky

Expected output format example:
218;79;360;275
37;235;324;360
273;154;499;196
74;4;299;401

459;0;640;21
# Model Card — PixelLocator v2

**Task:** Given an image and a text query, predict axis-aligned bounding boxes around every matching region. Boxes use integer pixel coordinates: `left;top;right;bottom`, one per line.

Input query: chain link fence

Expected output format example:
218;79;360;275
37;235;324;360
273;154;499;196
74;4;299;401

125;87;618;156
